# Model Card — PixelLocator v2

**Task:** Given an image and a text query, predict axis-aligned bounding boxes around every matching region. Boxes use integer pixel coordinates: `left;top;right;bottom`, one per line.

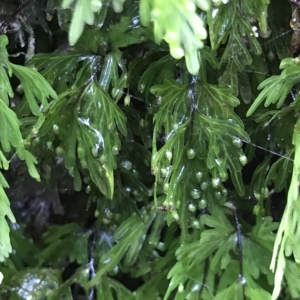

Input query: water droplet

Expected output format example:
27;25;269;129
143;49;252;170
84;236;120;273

125;186;132;193
124;95;131;106
112;146;119;155
122;160;132;170
31;128;38;136
240;276;247;285
85;185;91;194
232;137;243;147
239;155;248;166
191;189;201;199
187;149;196;159
198;199;207;209
106;209;114;219
215;191;222;199
196;171;203;182
191;220;200;229
139;83;145;93
16;84;23;93
161;168;167;178
165;150;172;161
188;203;196;212
112;265;119;275
178;283;184;292
55;146;64;155
212;177;220;188
53;124;59;134
200;182;208;190
173;123;179;130
254;191;261;200
157;242;165;251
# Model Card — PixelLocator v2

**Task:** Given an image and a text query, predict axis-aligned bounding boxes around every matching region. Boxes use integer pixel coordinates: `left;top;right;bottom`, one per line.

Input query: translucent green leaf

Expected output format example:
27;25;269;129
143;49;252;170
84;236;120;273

215;282;243;300
89;214;149;285
64;0;98;46
0;172;16;262
245;287;272;300
96;276;135;300
28;53;85;94
10;63;57;116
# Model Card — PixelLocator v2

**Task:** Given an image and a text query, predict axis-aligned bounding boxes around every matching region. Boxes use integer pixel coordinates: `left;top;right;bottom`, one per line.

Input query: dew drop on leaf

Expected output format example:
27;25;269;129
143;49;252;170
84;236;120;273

165;150;172;161
198;199;207;209
124;94;131;106
187;149;196;159
52;124;59;134
55;146;64;155
222;188;228;197
31;128;38;136
191;220;200;229
157;96;162;105
161;168;167;177
85;185;91;194
112;265;119;275
139;84;145;93
106;209;114;219
212;177;221;188
200;182;208;190
215;191;222;199
112;146;119;155
196;171;203;182
16;84;23;93
188;203;196;212
239;155;248;165
232;137;242;147
157;242;165;251
191;188;200;199
122;160;132;170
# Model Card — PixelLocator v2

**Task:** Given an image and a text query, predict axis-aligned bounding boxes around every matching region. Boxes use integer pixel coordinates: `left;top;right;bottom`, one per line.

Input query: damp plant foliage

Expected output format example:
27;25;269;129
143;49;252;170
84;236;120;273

0;0;300;299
